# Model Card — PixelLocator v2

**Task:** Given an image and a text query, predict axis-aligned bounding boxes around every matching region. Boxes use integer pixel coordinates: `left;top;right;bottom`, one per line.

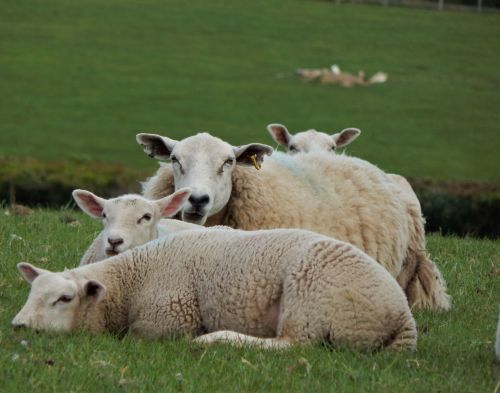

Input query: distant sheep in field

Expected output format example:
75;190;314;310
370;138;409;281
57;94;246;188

296;64;387;87
12;228;417;351
73;188;196;265
267;123;361;154
136;131;450;311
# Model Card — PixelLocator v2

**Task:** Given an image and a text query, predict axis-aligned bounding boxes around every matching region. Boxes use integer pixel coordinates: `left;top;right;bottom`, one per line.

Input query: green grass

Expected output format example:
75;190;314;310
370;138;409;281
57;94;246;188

0;0;499;181
0;210;499;392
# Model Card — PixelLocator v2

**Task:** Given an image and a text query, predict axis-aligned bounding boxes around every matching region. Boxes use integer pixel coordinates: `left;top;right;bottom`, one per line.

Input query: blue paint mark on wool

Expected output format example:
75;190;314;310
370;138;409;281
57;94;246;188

267;152;325;195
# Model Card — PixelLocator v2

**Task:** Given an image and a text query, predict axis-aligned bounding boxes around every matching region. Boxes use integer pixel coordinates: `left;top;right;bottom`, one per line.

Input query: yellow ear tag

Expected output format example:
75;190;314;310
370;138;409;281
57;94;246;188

250;154;261;170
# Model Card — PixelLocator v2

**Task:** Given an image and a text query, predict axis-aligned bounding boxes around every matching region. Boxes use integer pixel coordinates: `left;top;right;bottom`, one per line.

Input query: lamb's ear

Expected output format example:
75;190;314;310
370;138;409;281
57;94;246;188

156;187;192;218
136;133;177;161
72;189;106;218
83;280;106;303
233;143;273;168
267;124;291;147
17;262;50;284
332;128;361;148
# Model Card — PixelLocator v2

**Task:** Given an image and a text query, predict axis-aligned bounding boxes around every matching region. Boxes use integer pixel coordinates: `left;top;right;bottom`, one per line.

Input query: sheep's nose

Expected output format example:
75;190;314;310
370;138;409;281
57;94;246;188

108;238;124;247
188;194;210;209
12;321;26;330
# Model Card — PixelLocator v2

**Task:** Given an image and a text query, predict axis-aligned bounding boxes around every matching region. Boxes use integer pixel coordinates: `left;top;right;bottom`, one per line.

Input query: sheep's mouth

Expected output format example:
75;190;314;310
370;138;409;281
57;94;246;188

105;249;120;256
182;211;206;223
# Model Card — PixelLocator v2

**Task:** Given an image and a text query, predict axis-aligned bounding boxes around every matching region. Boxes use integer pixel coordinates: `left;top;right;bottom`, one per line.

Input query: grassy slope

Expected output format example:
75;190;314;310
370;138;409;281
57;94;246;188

0;210;499;392
0;0;499;181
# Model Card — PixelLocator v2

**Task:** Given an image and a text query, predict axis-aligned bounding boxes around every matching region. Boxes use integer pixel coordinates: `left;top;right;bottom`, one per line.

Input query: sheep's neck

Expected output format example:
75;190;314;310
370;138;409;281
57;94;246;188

77;257;141;335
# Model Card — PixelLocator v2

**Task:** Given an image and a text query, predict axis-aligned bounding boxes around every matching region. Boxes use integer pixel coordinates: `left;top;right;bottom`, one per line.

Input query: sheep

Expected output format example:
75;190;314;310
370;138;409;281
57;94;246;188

296;65;388;87
136;132;450;311
73;188;195;265
267;123;361;154
12;227;417;351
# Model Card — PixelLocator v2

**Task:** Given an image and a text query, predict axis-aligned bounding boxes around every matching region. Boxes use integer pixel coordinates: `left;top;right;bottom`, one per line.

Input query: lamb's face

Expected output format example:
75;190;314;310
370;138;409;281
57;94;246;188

267;124;361;154
101;197;161;256
137;132;273;225
289;130;337;154
12;263;105;332
72;189;191;257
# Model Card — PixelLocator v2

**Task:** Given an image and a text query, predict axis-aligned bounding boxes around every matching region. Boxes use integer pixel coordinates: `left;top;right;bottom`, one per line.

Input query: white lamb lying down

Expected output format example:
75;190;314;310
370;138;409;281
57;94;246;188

267;123;361;154
12;228;417;351
72;188;198;265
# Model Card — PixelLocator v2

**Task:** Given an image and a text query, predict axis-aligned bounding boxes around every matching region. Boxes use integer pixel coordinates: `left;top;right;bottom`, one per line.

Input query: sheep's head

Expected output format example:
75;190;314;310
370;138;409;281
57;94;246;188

12;263;105;332
72;188;191;256
136;132;273;225
267;123;360;154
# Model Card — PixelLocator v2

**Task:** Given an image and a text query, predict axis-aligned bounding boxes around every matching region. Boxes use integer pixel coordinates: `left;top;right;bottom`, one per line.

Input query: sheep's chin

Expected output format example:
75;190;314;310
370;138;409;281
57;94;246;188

182;212;207;225
105;249;120;256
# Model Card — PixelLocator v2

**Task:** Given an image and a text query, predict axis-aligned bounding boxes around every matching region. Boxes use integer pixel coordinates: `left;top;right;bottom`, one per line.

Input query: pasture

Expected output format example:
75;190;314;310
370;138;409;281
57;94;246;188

0;0;499;181
0;210;499;392
0;0;499;391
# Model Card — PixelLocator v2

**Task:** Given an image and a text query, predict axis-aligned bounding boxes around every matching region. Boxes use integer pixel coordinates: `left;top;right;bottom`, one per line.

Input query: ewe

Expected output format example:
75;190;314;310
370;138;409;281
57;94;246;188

267;123;360;154
73;188;194;265
13;228;417;351
266;124;441;309
137;132;450;311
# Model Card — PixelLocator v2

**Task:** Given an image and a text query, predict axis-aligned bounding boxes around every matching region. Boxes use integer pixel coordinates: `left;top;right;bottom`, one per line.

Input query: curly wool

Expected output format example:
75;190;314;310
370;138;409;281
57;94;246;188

142;151;450;311
69;228;417;350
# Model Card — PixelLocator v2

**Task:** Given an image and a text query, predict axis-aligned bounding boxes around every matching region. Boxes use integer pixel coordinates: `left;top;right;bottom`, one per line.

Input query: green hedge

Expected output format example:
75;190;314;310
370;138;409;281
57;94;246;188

0;157;147;206
0;158;498;238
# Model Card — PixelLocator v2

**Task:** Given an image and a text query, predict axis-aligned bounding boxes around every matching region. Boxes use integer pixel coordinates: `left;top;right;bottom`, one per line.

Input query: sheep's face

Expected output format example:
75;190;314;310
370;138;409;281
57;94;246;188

12;263;105;332
137;132;273;225
72;189;191;256
267;124;360;154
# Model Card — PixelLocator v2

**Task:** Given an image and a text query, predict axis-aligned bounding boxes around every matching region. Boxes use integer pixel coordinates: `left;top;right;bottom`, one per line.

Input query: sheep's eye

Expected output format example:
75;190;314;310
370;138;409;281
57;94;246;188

102;213;107;219
138;213;152;223
218;158;234;175
54;295;73;305
289;145;298;152
331;145;336;151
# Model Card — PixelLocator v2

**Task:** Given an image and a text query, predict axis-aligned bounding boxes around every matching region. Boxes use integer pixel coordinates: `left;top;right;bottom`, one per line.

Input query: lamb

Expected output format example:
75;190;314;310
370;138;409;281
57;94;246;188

137;132;450;311
267;123;361;154
12;227;417;351
73;188;196;265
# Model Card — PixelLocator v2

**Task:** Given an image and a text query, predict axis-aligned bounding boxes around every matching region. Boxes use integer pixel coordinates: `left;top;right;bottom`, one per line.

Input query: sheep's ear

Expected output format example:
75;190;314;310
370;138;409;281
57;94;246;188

136;133;177;161
332;128;361;148
72;189;106;218
83;280;106;303
233;143;274;168
17;262;50;284
156;188;192;218
267;124;291;147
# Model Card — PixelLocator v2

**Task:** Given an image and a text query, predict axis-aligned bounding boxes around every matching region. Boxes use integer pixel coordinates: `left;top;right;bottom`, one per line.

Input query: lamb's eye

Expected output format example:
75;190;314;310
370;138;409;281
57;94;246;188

54;295;73;305
331;145;336;151
102;213;107;219
289;145;298;152
171;156;184;174
138;213;152;223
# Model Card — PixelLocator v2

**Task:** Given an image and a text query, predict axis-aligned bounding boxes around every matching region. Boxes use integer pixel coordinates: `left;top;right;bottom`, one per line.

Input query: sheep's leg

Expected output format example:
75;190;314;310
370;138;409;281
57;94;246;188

194;330;291;350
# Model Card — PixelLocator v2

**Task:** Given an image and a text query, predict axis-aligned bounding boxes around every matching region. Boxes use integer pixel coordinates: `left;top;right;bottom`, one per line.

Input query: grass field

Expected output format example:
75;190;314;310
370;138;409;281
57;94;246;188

0;0;499;181
0;210;499;392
